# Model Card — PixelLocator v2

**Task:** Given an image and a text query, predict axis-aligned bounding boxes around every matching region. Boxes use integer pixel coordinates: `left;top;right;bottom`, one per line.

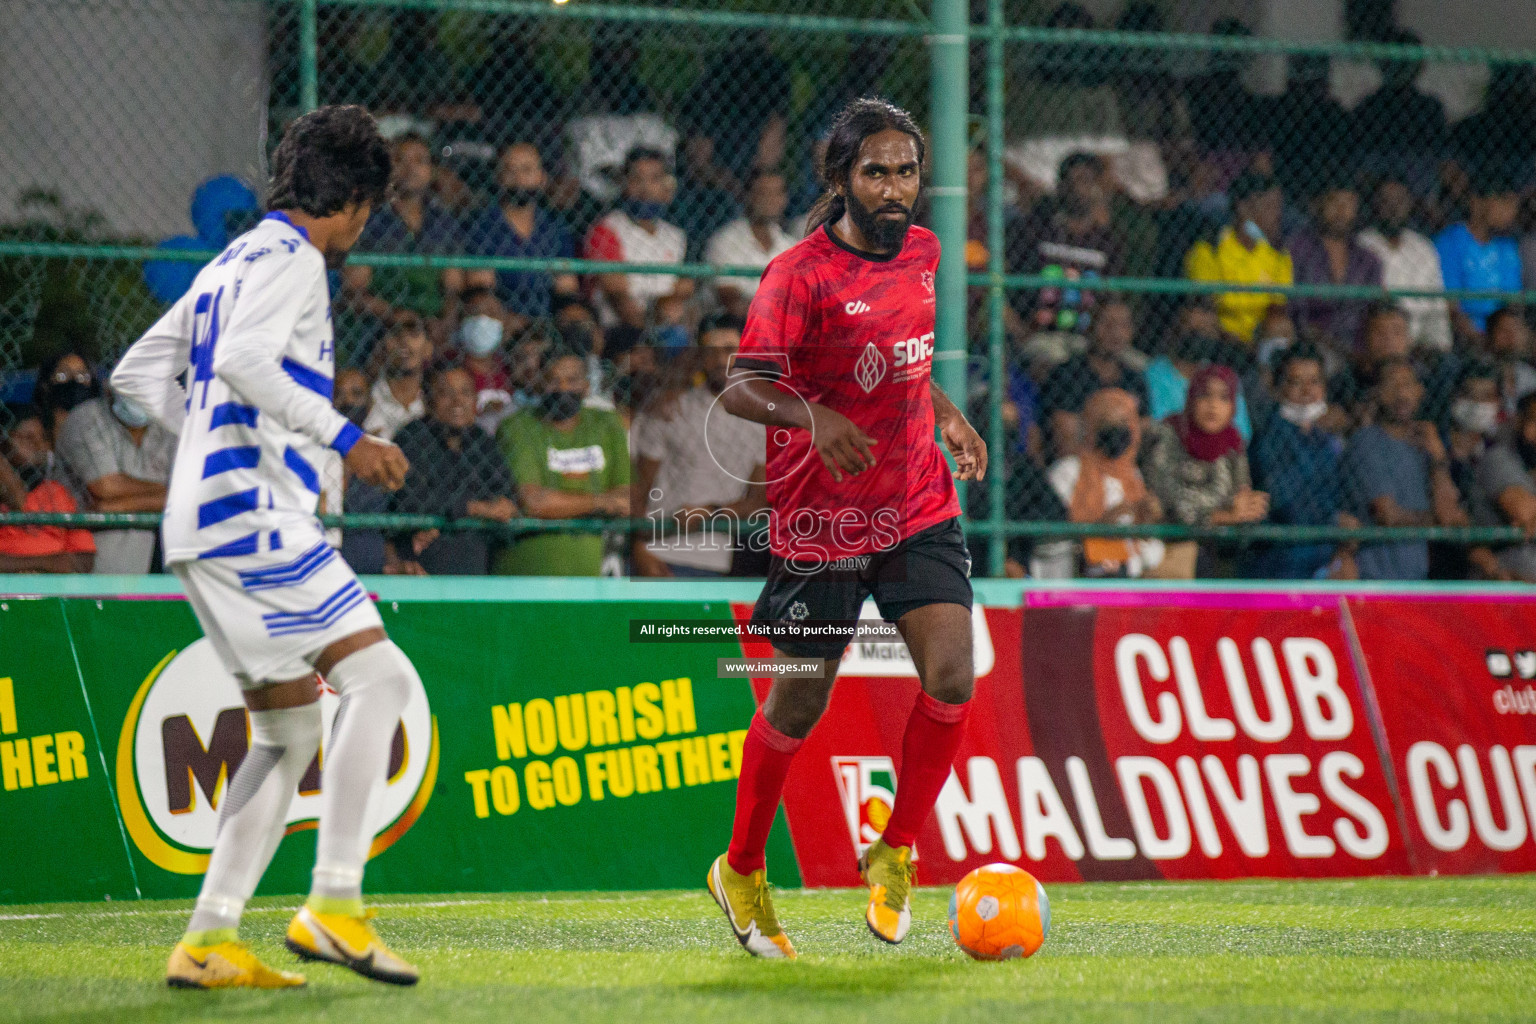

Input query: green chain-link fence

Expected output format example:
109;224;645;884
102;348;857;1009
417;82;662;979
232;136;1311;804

7;0;1536;582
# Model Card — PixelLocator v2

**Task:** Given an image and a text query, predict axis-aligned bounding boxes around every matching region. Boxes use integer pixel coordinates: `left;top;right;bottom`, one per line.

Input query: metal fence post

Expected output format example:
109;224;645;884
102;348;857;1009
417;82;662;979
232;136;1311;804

985;0;1007;576
928;0;968;409
300;0;319;113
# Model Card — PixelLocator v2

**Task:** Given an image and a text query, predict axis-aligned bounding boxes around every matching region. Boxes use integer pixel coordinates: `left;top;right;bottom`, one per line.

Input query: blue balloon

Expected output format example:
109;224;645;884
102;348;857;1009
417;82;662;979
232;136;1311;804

191;175;258;247
142;235;204;304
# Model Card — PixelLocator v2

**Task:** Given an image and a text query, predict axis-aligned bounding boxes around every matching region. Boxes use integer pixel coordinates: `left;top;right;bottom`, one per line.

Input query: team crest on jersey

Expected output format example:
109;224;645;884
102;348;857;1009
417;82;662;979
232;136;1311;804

855;342;888;393
920;271;935;296
787;600;809;621
832;755;911;857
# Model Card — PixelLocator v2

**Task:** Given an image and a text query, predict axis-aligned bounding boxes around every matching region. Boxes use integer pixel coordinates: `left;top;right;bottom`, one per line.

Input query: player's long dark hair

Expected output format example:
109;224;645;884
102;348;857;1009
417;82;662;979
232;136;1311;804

266;105;392;218
803;97;926;237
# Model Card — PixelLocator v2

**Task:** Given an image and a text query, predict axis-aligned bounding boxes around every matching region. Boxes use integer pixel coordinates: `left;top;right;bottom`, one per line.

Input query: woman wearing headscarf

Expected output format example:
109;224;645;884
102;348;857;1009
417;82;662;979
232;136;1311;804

1144;364;1269;576
1044;387;1164;577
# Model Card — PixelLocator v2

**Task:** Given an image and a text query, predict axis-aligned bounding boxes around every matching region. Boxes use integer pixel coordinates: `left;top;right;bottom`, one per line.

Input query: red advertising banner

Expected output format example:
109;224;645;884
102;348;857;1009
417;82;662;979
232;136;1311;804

1346;596;1536;876
1071;597;1408;881
734;590;1534;887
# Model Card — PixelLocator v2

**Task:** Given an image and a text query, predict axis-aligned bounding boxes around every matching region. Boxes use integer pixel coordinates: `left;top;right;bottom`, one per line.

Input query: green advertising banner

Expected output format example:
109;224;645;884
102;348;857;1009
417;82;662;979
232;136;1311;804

0;599;140;904
4;592;797;904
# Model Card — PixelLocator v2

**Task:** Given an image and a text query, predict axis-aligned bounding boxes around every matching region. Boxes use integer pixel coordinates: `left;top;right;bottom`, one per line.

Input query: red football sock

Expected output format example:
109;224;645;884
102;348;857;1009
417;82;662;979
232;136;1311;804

726;710;805;875
881;691;971;850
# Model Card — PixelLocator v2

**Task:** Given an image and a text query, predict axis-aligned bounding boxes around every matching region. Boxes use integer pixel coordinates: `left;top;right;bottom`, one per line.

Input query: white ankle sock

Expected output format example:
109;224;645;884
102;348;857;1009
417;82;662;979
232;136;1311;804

185;703;322;936
309;641;416;906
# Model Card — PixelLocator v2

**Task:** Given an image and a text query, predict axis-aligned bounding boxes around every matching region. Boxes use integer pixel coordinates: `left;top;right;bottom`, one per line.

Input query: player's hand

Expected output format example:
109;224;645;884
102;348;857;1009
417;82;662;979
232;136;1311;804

345;435;408;491
941;416;988;481
808;404;876;482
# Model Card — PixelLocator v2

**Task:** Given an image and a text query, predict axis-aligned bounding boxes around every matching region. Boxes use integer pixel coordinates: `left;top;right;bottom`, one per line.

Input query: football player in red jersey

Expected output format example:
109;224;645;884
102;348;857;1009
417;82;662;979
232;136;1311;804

705;98;987;957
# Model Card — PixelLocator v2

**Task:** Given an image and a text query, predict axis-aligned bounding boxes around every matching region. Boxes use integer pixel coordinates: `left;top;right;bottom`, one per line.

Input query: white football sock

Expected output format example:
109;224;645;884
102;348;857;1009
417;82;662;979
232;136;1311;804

309;641;416;908
185;703;322;937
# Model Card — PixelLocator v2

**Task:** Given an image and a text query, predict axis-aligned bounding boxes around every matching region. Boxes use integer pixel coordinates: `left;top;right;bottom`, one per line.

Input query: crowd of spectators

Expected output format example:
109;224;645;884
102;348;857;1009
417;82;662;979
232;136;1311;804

10;7;1536;582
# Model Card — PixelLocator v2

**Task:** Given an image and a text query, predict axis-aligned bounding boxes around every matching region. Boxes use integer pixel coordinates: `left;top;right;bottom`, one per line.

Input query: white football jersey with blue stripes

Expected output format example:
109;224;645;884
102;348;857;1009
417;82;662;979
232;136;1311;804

112;213;363;565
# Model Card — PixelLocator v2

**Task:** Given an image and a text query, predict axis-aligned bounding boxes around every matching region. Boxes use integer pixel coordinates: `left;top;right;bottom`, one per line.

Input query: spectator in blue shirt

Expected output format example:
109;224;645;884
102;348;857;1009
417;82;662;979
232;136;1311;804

1246;346;1346;578
464;141;579;324
1434;174;1522;340
1342;358;1468;580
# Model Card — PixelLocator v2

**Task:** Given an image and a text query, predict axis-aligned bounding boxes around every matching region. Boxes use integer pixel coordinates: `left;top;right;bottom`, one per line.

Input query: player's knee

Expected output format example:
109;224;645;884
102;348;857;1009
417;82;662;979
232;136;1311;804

922;663;974;705
764;678;835;738
250;702;323;763
327;639;417;714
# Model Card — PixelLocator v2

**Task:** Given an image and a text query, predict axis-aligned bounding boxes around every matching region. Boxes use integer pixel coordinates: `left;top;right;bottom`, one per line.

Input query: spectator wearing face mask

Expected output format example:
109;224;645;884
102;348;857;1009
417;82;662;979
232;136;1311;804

1248;346;1349;579
1446;362;1502;501
495;345;631;575
1343;359;1468;580
1471;391;1536;582
1184;172;1293;344
389;364;517;576
553;296;614;408
1044;387;1163;578
449;287;520;434
1485;306;1536;416
1036;298;1148;458
584;147;692;330
32;351;101;440
0;405;94;572
364;313;431;440
1241;304;1300;429
464;141;579;323
1357;175;1453;354
1439;362;1503;580
53;388;176;573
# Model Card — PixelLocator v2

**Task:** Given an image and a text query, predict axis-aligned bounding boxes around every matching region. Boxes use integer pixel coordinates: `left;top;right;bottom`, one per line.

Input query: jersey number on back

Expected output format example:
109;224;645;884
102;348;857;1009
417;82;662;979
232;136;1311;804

188;287;224;411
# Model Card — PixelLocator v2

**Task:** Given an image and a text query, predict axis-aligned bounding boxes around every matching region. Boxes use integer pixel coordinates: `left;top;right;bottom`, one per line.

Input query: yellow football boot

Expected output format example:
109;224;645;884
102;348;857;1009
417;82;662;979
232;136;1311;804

285;903;419;986
859;838;914;944
166;939;306;989
706;854;797;959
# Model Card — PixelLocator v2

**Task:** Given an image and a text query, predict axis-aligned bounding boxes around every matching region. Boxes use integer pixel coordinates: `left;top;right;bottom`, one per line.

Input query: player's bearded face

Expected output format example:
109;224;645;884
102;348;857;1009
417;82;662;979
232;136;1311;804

847;190;913;253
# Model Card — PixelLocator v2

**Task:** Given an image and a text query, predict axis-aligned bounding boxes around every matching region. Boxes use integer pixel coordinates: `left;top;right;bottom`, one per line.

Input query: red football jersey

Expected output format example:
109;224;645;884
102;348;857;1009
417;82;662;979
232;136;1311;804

735;223;961;561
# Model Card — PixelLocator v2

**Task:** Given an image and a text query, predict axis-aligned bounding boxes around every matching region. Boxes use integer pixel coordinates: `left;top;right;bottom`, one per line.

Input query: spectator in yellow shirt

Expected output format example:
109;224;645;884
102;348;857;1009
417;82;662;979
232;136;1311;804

1184;171;1293;343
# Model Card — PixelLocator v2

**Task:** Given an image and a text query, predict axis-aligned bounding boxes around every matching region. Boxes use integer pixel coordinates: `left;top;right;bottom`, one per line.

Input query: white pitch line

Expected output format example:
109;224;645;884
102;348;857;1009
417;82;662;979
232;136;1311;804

0;892;753;923
0;898;504;922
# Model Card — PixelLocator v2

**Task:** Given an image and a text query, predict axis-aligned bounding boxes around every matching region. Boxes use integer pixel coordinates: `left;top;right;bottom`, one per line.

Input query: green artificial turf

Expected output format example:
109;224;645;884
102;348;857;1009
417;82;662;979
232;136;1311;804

2;877;1534;1023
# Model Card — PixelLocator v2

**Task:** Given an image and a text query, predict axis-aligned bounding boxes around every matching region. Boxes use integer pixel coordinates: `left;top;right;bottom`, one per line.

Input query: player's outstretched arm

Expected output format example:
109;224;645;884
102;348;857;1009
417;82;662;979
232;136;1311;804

930;381;987;481
110;299;194;434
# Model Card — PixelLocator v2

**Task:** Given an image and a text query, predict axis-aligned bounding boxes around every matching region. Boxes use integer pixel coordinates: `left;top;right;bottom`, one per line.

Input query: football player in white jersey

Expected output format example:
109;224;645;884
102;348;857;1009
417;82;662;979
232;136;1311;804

112;106;425;990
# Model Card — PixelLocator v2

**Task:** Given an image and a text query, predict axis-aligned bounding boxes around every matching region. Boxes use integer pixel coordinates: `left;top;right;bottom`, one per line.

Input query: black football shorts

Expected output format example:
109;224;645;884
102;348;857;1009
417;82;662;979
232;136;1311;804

749;516;973;659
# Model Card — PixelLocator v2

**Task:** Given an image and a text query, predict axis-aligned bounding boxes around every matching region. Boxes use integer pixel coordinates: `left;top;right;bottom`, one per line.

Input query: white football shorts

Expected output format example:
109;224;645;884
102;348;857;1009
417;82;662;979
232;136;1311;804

172;538;383;687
